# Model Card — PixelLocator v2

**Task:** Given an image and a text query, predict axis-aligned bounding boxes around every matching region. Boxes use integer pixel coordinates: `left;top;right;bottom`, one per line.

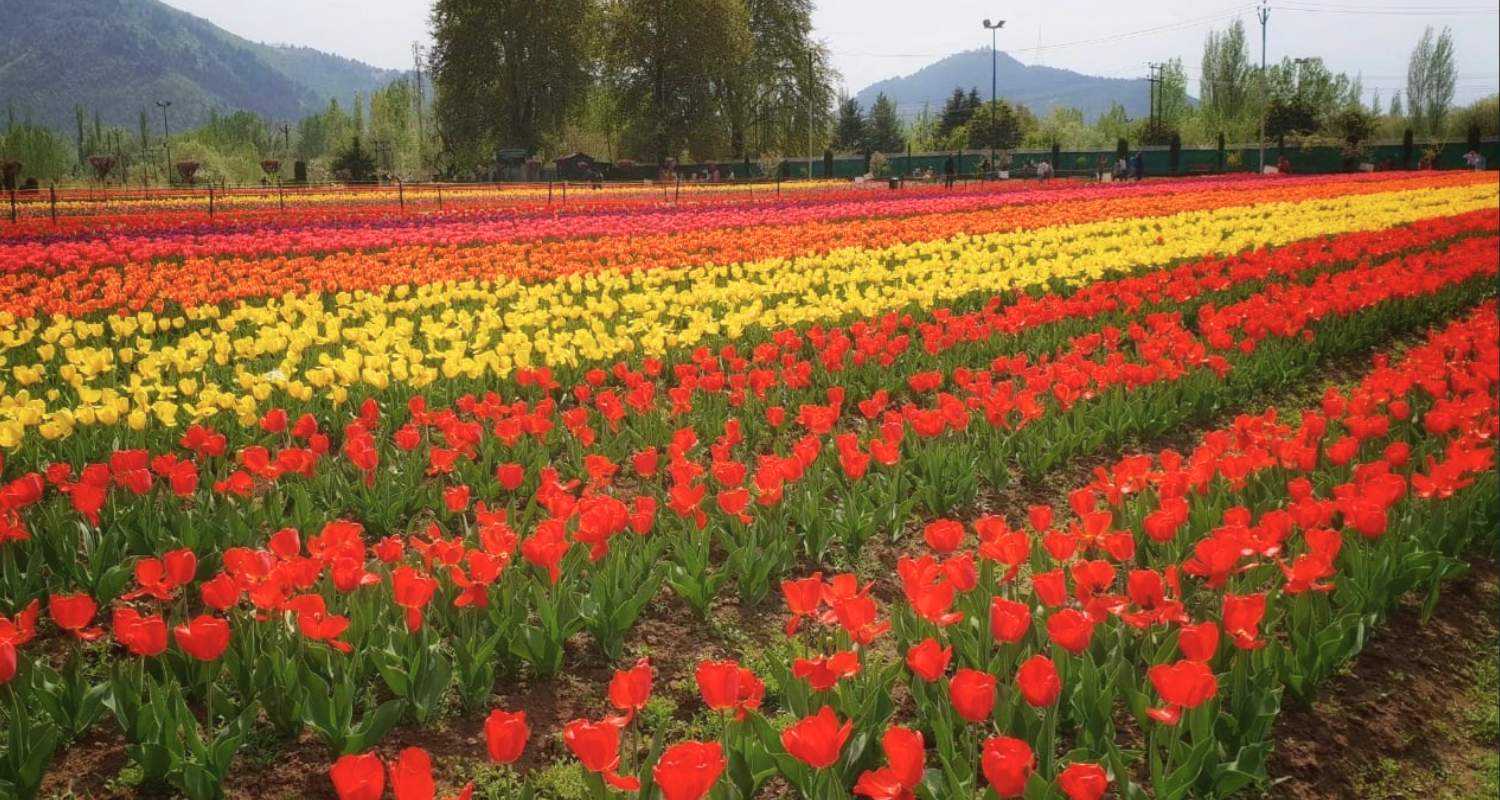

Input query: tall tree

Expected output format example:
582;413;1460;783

606;0;750;162
720;0;835;161
866;92;905;154
429;0;596;165
966;99;1030;152
1199;20;1252;136
937;88;969;139
1406;25;1456;136
1389;91;1404;119
834;95;867;152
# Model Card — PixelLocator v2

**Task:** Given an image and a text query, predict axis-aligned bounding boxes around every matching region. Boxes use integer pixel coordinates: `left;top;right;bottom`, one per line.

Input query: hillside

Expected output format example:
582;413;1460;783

0;0;402;132
854;49;1156;121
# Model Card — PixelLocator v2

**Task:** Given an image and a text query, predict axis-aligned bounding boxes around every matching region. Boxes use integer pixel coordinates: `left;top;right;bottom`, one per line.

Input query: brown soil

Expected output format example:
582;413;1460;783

1266;558;1500;800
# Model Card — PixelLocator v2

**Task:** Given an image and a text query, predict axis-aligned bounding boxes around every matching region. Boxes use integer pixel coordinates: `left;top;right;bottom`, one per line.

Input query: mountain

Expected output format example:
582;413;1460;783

854;49;1154;122
0;0;403;132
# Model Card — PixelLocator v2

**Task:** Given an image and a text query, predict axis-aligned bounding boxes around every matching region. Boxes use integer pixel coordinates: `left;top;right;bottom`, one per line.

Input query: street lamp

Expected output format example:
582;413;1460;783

983;18;1006;179
155;100;172;185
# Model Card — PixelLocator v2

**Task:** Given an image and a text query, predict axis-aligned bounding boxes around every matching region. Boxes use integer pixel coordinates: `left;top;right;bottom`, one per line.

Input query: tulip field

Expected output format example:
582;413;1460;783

0;170;1496;800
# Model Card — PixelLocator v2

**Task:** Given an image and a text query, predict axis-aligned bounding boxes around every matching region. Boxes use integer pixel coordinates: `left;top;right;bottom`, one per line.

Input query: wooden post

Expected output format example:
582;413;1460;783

208;183;215;218
398;178;404;209
50;185;58;223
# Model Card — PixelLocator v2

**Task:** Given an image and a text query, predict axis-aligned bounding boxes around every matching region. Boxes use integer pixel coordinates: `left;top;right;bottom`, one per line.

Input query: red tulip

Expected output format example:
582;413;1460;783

173;614;231;662
1046;609;1096;655
923;519;964;553
49;593;103;641
989;596;1032;644
853;726;925;800
608;658;653;719
442;484;471;513
652;740;726;800
330;752;385;800
780;572;824;636
1016;654;1062;707
1147;660;1219;725
112;607;168;657
981;736;1035;798
1178;621;1220;662
391;566;438;632
563;718;640;791
905;637;952;682
0;640;15;685
496;463;525;490
695;659;764;720
1222;593;1267;650
1058;762;1110;800
1032;569;1068;607
390;747;435;800
780;706;852;769
949;668;997;723
792;650;861;692
484;709;529;764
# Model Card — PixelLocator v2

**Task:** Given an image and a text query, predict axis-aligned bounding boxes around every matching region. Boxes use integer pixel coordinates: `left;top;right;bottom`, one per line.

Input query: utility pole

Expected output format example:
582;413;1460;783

156;100;172;185
1257;0;1270;174
279;123;291;157
412;42;426;171
1147;63;1163;130
983;18;1006;178
808;51;815;181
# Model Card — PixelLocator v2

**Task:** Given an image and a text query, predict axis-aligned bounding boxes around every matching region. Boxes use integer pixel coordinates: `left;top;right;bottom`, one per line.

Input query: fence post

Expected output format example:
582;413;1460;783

208;184;215;218
674;175;680;203
548;181;553;204
437;184;443;209
277;179;285;211
397;178;405;209
50;185;57;223
7;188;15;224
562;180;567;205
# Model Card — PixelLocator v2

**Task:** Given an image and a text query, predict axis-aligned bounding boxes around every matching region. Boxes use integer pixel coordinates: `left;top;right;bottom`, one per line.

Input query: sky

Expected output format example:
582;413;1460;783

161;0;1500;104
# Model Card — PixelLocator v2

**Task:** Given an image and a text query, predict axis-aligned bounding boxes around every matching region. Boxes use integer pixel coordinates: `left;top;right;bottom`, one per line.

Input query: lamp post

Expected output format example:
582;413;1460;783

1256;0;1269;174
983;18;1006;179
155;100;172;185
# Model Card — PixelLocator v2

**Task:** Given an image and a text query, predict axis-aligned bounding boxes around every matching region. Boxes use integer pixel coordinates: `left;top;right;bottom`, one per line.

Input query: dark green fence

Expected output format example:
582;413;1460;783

590;137;1497;181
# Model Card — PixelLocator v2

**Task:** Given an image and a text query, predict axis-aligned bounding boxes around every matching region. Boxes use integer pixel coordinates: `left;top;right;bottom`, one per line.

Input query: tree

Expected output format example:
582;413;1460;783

1199;20;1252;136
721;0;835;161
966;100;1030;152
937;88;969;139
1406;26;1457;136
606;0;750;162
834;96;867;152
1389;91;1404;119
866;92;905;154
1157;59;1191;128
429;0;596;166
331;136;376;182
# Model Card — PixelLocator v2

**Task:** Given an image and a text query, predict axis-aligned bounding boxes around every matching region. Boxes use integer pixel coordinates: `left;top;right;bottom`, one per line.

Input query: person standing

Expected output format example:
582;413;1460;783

943;154;956;188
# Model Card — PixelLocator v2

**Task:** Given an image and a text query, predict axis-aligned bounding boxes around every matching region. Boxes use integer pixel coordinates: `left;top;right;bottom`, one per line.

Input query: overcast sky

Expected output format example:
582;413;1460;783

162;0;1500;104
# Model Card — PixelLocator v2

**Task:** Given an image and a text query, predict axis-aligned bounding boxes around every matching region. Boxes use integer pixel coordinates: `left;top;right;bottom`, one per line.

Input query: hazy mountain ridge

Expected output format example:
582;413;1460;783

854;49;1158;121
0;0;403;132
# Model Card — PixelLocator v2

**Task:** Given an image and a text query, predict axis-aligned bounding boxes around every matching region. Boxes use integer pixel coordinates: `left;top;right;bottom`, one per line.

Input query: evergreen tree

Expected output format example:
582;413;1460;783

938;87;969;138
834;96;867;152
867;92;906;154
